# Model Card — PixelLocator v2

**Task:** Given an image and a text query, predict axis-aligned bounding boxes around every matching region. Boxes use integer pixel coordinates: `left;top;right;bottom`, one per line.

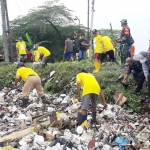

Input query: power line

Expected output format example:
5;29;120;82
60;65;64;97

20;0;30;10
14;0;23;16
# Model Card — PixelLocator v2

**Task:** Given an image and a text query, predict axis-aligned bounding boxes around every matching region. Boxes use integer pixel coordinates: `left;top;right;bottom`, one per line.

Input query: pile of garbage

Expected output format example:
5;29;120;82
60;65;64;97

0;86;150;150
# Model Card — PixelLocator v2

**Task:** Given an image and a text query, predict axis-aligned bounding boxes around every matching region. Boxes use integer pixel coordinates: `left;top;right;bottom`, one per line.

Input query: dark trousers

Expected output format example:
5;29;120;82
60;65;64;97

132;71;145;92
147;74;150;96
101;50;115;62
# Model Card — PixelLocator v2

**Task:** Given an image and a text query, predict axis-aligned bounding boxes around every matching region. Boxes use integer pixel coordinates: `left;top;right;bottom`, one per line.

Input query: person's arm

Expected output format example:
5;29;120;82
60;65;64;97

123;67;130;82
142;62;149;81
100;90;107;108
111;40;117;51
76;82;81;101
81;42;91;47
33;55;35;62
64;41;67;54
14;76;21;88
123;74;129;82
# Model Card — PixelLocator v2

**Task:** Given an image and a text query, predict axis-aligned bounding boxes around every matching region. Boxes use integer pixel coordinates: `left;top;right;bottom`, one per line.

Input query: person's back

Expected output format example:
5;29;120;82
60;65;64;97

76;72;100;96
65;39;73;52
102;36;113;51
129;60;143;73
16;67;39;81
27;50;32;61
38;46;50;57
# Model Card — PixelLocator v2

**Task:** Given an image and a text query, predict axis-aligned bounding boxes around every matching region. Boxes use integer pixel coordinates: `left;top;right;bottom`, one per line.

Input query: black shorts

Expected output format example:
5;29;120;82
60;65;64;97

94;53;101;60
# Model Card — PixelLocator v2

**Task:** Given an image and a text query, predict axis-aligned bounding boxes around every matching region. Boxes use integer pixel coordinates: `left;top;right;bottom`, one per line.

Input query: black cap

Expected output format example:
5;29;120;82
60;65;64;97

17;62;25;68
92;29;98;34
120;19;127;25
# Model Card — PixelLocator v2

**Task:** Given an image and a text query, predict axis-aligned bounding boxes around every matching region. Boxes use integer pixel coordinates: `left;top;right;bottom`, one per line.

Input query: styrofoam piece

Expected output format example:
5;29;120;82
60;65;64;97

0;92;5;103
33;135;44;146
60;94;66;98
50;71;55;78
76;126;84;134
17;114;26;120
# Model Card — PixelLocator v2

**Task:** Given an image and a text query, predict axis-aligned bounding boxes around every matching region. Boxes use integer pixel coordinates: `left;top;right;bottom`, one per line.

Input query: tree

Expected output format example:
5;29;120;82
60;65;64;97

10;0;74;43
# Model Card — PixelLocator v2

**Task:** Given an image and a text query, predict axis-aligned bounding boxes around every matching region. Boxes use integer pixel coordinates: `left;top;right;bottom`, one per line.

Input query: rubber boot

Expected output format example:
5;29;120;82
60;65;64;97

92;112;97;124
21;98;29;108
77;112;87;126
41;96;50;104
42;64;45;68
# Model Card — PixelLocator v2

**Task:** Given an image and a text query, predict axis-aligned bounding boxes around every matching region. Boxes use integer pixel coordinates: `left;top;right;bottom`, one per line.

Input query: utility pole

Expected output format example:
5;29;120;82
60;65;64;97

89;0;95;59
1;0;9;63
87;0;90;42
5;0;13;62
74;16;80;34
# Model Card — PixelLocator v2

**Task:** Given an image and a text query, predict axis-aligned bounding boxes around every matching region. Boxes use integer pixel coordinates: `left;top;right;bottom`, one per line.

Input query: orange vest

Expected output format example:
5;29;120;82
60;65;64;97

130;45;135;56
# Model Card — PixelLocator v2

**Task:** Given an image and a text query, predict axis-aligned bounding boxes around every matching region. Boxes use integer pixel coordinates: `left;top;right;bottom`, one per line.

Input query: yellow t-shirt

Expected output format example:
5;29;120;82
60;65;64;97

16;41;26;55
16;67;39;81
37;46;51;57
112;47;116;52
102;36;114;52
93;35;103;53
34;50;40;62
76;73;101;97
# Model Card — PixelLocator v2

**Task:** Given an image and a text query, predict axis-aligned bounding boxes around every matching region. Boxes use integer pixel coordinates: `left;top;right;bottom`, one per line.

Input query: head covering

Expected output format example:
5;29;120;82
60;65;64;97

120;19;127;25
133;51;148;63
92;29;98;34
19;37;22;40
17;62;25;68
125;57;133;65
33;44;38;50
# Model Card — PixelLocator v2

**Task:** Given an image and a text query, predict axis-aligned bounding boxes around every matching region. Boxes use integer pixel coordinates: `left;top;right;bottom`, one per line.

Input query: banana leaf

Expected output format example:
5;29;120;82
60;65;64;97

37;41;53;45
25;33;33;47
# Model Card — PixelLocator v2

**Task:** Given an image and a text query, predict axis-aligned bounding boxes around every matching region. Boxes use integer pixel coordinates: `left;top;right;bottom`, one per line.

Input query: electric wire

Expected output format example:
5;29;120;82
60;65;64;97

20;0;30;10
14;0;23;16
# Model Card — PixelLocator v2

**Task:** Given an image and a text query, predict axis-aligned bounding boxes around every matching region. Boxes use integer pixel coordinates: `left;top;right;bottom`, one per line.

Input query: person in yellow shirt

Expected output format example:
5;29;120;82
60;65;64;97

76;70;107;125
34;44;51;68
101;36;117;62
16;37;27;62
14;62;50;107
33;50;40;62
92;29;105;72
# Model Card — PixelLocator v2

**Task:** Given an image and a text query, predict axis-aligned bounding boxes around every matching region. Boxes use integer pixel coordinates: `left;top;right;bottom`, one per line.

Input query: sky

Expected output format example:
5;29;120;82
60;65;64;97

1;0;150;54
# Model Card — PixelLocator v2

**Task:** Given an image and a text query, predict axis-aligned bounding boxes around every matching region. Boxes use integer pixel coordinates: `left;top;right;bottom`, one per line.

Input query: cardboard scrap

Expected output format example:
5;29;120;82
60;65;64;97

113;92;127;105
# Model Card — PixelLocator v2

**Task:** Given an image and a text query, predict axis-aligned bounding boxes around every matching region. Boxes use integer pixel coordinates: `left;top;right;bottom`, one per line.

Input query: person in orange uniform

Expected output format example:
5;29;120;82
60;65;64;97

92;29;105;72
129;44;135;58
76;70;107;125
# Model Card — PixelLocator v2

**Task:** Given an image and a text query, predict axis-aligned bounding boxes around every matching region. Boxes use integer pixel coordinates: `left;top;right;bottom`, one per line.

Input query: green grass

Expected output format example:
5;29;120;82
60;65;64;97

0;60;147;112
